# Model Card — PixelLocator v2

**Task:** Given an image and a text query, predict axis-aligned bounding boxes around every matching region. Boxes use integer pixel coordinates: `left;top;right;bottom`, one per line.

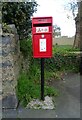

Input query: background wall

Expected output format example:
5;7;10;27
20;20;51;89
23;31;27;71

53;36;74;46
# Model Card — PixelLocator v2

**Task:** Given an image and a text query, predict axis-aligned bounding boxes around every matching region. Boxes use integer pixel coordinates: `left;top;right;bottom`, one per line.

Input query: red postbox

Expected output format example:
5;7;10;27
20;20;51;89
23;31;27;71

32;17;53;58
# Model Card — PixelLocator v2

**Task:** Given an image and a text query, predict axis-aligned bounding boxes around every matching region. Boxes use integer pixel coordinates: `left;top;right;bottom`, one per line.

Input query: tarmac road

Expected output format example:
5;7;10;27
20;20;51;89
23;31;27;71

54;73;80;118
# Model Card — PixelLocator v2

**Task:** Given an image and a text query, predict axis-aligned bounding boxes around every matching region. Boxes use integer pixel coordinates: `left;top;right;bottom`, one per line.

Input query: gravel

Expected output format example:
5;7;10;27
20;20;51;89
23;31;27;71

26;96;55;109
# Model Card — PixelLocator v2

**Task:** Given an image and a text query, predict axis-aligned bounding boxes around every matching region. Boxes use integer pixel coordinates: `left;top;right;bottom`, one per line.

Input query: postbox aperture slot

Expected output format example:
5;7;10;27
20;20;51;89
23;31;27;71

33;23;52;27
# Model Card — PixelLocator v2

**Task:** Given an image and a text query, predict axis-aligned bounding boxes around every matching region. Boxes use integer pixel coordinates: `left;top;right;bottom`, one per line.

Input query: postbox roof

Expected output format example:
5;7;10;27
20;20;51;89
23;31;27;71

32;16;52;24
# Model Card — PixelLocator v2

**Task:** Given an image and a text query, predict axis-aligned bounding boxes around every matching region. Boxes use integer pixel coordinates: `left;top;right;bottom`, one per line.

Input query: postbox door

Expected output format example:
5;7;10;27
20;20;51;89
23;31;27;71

33;34;52;58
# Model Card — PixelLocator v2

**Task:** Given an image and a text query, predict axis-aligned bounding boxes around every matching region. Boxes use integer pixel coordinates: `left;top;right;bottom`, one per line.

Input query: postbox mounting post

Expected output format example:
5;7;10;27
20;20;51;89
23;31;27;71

41;58;44;101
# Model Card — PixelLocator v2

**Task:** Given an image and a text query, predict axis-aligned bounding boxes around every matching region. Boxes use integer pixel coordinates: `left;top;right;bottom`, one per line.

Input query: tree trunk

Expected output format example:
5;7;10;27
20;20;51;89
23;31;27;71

73;14;80;48
79;2;82;75
73;2;82;74
79;2;82;50
73;2;81;48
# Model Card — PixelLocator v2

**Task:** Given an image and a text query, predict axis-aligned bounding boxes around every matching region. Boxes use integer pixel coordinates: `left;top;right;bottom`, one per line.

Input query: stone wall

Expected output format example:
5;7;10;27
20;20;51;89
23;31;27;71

2;25;20;109
53;36;74;46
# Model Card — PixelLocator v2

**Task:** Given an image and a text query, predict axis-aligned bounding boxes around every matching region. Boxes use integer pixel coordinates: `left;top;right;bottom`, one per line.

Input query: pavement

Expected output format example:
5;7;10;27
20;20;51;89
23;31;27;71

2;73;80;118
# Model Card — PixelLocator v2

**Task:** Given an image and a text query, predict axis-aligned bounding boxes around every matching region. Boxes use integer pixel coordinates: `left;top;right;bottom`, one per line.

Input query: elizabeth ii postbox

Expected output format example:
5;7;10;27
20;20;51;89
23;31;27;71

32;17;53;58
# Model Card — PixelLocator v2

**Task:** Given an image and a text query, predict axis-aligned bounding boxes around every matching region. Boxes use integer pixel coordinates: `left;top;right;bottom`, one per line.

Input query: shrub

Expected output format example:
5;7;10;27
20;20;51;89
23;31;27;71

45;53;80;72
20;38;32;58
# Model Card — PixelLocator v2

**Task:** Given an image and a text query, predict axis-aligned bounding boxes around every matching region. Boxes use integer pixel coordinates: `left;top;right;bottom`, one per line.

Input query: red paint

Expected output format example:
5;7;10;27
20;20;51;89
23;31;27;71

32;17;53;58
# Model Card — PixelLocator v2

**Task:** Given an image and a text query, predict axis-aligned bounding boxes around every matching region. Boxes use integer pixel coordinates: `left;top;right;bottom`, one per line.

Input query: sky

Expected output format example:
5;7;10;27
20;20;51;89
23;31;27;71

33;0;78;37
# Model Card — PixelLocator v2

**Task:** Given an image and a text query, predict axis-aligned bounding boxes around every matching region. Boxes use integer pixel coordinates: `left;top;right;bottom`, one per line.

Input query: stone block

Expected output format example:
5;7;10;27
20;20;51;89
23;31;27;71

0;52;2;56
2;61;12;68
7;24;17;34
2;35;11;45
2;94;18;109
2;49;9;57
0;63;2;68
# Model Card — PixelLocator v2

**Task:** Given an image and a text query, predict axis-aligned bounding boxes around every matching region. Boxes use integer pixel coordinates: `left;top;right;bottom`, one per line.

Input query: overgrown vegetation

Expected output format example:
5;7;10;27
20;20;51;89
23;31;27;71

17;39;80;106
20;38;32;58
2;2;38;39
